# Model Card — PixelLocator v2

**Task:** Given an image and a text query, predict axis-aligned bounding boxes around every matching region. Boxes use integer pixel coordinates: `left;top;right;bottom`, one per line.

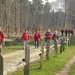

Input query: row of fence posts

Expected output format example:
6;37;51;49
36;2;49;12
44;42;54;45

24;41;45;75
0;34;74;75
24;34;75;75
60;38;65;53
60;34;74;54
24;39;58;75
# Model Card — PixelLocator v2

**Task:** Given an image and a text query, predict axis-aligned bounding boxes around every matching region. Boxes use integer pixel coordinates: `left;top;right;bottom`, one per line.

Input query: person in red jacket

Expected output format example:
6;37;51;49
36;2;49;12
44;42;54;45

45;29;52;42
71;29;74;38
68;29;71;36
71;29;74;35
0;27;5;54
22;30;30;50
52;31;58;40
34;30;41;48
52;31;58;56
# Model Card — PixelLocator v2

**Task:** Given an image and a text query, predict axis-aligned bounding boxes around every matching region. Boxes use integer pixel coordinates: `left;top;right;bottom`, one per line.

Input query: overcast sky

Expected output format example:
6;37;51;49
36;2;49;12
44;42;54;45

28;0;56;3
44;0;56;2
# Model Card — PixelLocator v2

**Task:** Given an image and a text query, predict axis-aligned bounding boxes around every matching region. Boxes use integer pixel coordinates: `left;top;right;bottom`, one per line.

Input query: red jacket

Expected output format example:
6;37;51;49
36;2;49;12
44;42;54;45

0;31;4;42
34;33;41;42
22;33;30;40
52;34;58;40
45;32;51;39
71;30;74;34
68;30;71;35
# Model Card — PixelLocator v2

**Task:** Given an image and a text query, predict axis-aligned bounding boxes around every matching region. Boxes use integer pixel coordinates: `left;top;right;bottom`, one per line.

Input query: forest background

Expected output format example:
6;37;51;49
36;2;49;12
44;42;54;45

0;0;75;34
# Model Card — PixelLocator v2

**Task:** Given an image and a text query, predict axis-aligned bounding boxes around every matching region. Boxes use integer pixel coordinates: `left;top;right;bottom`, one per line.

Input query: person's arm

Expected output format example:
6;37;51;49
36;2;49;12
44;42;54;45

34;34;36;41
22;33;24;41
52;34;54;40
57;35;58;39
39;33;41;41
2;32;5;45
28;34;30;41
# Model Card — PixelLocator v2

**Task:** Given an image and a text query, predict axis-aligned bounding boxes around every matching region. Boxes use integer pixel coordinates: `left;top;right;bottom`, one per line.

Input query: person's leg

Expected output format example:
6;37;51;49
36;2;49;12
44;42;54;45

23;40;26;49
35;42;37;48
62;32;63;36
54;39;58;56
26;40;28;46
37;42;39;48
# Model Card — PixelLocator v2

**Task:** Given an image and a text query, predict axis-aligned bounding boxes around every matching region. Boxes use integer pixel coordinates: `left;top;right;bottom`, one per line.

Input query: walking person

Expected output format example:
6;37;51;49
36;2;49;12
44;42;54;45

45;29;52;42
0;27;5;54
52;31;58;41
61;29;64;36
71;29;74;35
68;29;71;36
65;29;68;37
71;29;75;41
22;30;30;50
34;30;41;48
52;31;58;56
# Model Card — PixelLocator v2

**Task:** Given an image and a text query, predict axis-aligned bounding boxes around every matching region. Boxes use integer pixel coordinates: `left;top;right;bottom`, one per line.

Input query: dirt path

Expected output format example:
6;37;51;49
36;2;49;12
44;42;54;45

56;55;75;75
3;46;43;75
3;47;75;75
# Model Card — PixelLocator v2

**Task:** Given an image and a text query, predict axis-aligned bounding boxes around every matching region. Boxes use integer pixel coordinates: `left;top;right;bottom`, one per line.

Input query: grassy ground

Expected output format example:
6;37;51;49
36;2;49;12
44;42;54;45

10;41;75;75
69;63;75;75
3;40;35;54
3;34;45;54
3;45;23;54
3;38;44;54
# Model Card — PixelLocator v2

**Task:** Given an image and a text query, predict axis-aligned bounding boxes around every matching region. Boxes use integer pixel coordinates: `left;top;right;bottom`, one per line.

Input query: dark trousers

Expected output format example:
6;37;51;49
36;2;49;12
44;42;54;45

61;33;63;36
45;38;50;42
35;42;39;48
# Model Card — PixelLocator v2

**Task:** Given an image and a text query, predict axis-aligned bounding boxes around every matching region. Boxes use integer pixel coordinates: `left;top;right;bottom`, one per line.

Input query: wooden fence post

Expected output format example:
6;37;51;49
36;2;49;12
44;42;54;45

66;34;68;48
0;42;3;75
0;43;2;54
54;39;58;56
46;39;50;61
39;41;44;69
63;38;65;51
73;34;74;41
0;54;3;75
60;39;63;53
72;34;74;42
24;45;30;75
68;35;70;46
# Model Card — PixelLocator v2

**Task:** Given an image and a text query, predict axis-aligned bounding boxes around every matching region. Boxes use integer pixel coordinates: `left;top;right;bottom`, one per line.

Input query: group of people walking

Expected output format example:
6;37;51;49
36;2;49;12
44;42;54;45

22;29;58;49
0;26;74;53
61;29;74;36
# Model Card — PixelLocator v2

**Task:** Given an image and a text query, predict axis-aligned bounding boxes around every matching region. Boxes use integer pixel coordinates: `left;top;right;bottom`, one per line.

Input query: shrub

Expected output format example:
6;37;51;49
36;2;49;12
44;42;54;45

5;38;23;46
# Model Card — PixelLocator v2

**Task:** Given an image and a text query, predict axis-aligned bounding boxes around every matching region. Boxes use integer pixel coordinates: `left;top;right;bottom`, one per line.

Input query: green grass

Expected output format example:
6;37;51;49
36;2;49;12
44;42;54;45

29;41;35;46
11;41;75;75
10;71;24;75
69;63;75;75
3;45;23;54
2;37;44;54
2;40;35;54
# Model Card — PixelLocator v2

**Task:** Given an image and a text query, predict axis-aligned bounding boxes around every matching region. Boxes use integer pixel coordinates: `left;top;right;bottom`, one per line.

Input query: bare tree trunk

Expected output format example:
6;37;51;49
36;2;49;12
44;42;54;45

5;0;8;32
20;0;22;32
64;0;67;29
